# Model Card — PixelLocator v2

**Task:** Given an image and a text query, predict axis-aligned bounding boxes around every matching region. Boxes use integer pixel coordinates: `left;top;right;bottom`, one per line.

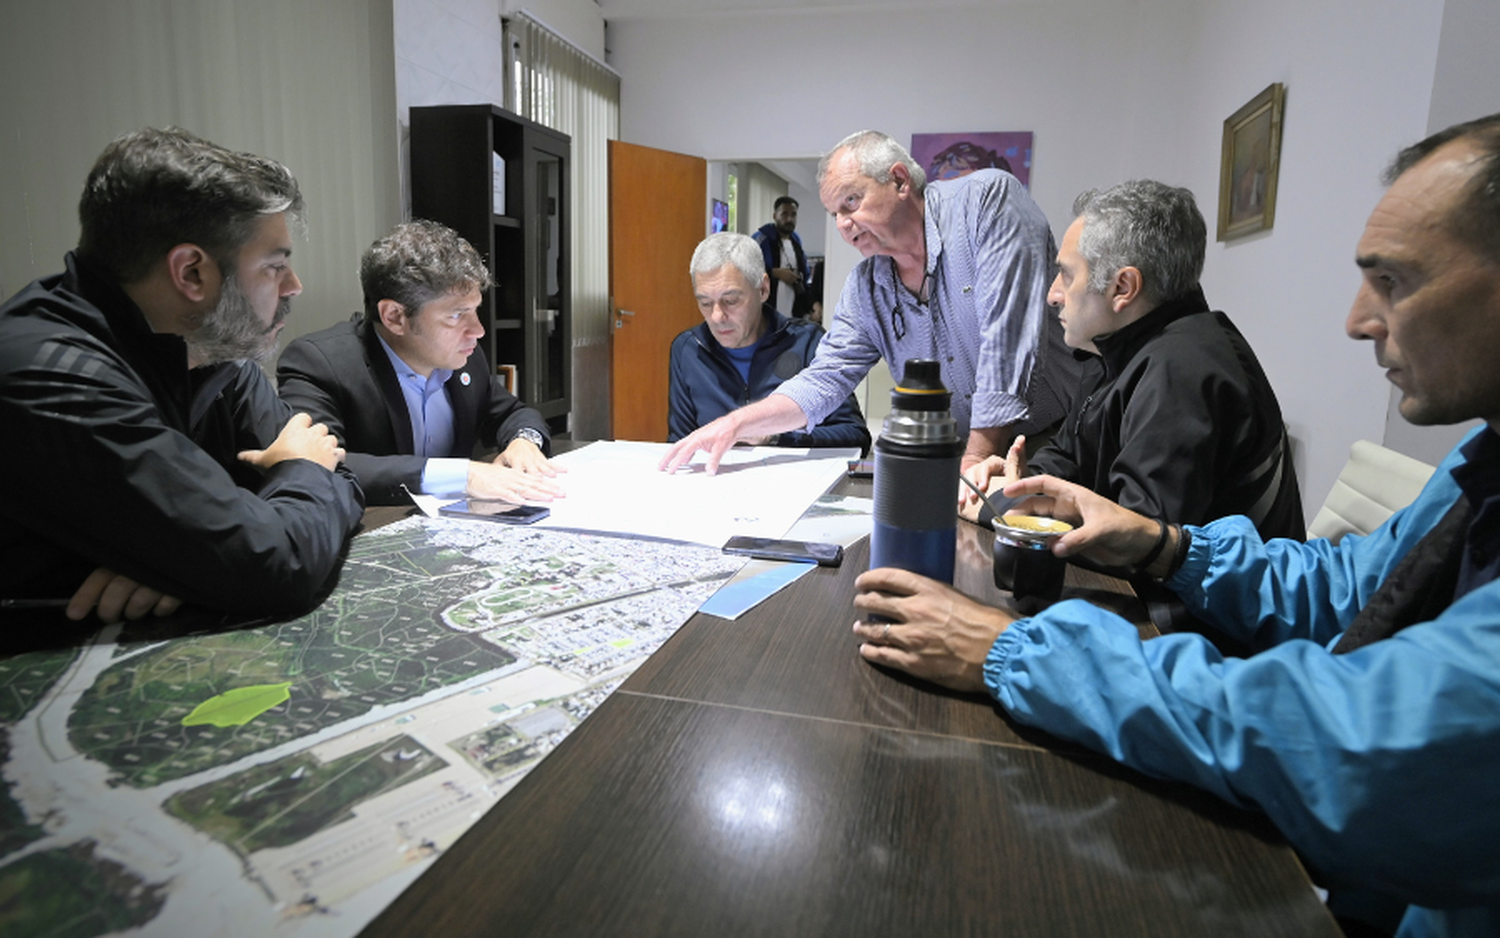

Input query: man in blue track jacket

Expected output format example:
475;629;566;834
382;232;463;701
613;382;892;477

668;233;868;452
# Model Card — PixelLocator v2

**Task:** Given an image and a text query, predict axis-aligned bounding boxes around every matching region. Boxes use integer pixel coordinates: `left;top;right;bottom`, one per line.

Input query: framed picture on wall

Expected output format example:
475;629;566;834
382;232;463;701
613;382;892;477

1217;82;1285;241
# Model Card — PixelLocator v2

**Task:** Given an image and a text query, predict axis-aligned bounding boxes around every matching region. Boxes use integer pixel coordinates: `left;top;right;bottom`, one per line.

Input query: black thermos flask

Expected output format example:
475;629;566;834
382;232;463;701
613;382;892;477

870;359;965;583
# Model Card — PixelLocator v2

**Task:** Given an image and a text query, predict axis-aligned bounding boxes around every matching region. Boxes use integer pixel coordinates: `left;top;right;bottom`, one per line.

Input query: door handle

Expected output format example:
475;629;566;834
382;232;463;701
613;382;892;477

614;308;635;330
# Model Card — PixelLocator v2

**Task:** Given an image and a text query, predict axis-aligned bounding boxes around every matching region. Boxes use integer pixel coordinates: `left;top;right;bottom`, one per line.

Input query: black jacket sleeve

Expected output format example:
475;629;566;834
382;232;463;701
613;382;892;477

1;339;363;617
276;333;426;505
469;358;551;457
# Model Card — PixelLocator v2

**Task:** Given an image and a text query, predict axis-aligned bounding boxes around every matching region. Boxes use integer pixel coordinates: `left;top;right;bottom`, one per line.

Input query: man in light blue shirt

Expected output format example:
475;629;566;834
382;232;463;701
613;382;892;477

662;130;1080;474
279;221;563;505
853;114;1500;937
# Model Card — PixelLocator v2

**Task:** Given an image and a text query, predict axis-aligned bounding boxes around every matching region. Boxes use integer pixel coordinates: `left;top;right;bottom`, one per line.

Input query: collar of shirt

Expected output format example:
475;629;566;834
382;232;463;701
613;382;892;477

921;190;944;284
375;333;456;458
1451;426;1500;600
1091;286;1212;381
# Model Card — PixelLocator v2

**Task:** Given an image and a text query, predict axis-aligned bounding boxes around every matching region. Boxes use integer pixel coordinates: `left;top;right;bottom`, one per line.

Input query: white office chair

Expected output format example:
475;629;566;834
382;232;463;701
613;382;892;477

1307;440;1437;544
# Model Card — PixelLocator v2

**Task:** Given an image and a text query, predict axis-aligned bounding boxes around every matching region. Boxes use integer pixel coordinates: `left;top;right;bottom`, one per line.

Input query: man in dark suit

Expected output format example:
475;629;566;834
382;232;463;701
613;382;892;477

278;221;564;505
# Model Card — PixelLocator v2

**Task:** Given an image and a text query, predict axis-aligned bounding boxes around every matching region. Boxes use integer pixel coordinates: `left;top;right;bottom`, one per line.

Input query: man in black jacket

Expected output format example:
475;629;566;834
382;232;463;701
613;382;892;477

277;221;564;506
962;179;1304;541
0;127;362;624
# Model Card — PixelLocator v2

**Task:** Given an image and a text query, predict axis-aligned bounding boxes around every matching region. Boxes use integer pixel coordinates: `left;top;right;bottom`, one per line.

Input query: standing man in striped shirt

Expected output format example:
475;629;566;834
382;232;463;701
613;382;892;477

661;130;1080;475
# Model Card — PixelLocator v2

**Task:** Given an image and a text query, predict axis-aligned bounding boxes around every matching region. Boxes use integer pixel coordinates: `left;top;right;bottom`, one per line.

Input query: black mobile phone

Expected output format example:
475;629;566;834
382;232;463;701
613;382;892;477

722;536;844;567
439;499;551;524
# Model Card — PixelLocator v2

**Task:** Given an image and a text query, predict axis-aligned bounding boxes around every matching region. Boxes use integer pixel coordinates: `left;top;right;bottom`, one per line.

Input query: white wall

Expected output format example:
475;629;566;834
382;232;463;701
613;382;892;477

394;0;603;130
395;0;508;117
605;0;1460;516
0;0;401;344
1152;0;1445;516
393;0;606;213
609;4;1148;245
394;0;510;221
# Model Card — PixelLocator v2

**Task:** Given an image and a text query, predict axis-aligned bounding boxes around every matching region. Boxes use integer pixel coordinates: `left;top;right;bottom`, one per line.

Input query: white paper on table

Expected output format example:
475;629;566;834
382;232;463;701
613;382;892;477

536;441;859;547
407;491;459;519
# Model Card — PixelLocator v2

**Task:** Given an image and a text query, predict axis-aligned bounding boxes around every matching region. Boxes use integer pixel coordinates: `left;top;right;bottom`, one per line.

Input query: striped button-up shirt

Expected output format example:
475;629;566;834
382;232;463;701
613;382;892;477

775;169;1077;438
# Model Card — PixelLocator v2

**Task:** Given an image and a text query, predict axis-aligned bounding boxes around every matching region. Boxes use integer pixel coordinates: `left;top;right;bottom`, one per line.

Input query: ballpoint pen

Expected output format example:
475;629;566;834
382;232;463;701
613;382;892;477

1;598;71;610
959;472;1022;522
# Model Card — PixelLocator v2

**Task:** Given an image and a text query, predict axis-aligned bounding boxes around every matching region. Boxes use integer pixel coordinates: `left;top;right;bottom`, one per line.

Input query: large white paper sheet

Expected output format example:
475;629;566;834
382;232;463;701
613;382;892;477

537;441;859;547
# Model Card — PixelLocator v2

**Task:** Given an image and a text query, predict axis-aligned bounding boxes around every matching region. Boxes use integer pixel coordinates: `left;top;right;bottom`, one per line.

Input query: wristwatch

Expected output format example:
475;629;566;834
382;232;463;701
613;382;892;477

512;427;546;450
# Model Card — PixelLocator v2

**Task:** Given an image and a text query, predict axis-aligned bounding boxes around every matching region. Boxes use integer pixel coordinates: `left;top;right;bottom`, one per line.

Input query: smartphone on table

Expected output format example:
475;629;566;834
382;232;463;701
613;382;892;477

722;536;843;567
439;499;551;524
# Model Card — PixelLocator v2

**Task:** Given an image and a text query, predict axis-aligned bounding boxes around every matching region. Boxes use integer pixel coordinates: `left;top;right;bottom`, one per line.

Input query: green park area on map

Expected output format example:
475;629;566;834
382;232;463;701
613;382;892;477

0;840;165;937
66;567;518;787
0;515;750;938
182;682;293;727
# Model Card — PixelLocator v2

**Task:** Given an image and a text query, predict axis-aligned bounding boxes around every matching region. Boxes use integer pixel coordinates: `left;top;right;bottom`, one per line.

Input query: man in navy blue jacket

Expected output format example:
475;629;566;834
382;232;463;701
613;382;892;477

667;233;868;452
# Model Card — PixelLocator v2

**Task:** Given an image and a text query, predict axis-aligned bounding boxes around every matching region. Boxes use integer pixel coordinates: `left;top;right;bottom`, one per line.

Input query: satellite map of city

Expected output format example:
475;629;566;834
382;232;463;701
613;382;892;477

0;516;745;937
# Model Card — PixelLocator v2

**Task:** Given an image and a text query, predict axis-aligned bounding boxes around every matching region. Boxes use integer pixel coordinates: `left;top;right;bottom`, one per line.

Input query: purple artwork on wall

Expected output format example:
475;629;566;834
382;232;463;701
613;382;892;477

910;132;1034;188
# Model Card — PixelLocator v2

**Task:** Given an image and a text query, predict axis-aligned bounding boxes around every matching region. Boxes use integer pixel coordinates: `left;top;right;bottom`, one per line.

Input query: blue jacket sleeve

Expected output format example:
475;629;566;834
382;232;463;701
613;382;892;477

666;332;697;444
1169;446;1468;651
983;444;1500;911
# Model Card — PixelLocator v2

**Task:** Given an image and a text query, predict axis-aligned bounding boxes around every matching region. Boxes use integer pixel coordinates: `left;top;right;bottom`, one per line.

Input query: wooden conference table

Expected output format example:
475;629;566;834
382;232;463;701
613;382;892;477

361;473;1341;937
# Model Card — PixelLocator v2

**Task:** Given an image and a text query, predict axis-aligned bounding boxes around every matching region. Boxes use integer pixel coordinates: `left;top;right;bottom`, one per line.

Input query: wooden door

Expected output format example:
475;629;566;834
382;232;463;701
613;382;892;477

609;140;706;442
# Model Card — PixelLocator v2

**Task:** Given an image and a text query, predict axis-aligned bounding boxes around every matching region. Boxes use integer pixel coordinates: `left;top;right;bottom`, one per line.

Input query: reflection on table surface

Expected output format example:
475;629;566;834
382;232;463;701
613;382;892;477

360;476;1341;938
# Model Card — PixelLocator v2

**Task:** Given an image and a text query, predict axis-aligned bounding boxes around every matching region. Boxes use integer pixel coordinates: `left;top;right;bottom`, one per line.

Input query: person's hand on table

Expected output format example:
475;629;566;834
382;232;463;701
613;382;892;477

499;437;566;478
660;395;806;475
67;567;182;623
468;460;565;502
238;412;345;472
1001;474;1172;573
659;414;744;475
959;434;1027;521
851;568;1016;693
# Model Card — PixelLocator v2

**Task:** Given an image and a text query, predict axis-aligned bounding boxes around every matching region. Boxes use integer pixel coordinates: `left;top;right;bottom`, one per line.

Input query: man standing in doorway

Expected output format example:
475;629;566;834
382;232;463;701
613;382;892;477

752;196;811;319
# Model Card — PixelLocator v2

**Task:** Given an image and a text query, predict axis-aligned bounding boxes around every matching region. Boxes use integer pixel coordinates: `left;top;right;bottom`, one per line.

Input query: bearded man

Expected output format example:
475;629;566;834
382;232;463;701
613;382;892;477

0;127;363;624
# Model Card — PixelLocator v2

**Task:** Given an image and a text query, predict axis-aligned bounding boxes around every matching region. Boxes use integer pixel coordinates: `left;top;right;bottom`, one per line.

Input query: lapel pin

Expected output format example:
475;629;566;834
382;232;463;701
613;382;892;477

460;372;471;386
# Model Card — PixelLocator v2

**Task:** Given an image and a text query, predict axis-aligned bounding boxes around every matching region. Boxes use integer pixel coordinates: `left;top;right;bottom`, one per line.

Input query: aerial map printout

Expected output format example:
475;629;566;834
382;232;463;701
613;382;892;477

0;516;748;937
